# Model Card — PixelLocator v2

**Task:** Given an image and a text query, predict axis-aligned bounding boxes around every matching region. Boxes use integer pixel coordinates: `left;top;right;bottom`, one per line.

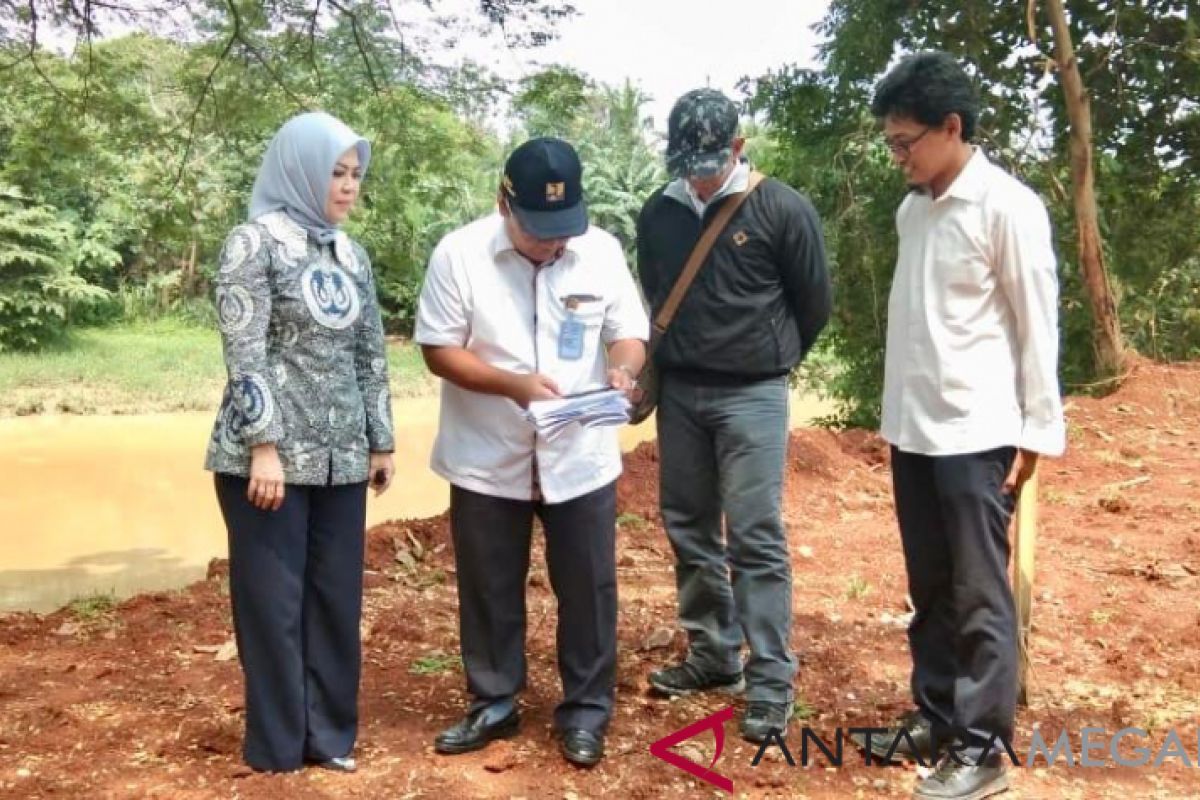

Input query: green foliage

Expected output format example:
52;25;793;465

749;1;1200;424
340;86;499;331
513;66;596;135
409;651;461;676
1122;257;1200;363
0;188;111;351
748;68;904;427
67;591;119;622
0;33;499;335
0;2;574;344
514;70;667;262
581;84;667;261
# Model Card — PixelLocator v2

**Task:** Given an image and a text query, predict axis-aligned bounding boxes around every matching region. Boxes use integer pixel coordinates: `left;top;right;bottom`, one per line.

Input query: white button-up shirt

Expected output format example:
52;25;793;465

881;149;1066;457
415;213;650;503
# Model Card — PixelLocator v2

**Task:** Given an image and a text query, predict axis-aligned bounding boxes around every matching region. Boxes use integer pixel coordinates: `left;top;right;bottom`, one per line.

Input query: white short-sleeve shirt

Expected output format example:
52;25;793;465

415;213;650;503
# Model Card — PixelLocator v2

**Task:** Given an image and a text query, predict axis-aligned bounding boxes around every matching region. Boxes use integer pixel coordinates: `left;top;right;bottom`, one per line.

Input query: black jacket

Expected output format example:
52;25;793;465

636;176;831;383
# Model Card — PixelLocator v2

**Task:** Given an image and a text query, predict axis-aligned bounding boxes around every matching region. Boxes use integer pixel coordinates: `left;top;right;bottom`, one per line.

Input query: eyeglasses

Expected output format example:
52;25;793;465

883;127;933;158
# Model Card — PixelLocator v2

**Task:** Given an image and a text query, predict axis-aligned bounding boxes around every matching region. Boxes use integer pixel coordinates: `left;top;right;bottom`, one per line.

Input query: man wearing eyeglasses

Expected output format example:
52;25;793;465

860;52;1066;800
415;137;648;767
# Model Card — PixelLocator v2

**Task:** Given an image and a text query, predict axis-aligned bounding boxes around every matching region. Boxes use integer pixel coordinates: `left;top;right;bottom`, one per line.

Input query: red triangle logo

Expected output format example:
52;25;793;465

648;705;734;793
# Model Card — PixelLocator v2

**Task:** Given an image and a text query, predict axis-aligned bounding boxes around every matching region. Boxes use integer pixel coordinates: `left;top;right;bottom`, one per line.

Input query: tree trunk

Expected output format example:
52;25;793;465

1045;0;1126;382
185;240;198;296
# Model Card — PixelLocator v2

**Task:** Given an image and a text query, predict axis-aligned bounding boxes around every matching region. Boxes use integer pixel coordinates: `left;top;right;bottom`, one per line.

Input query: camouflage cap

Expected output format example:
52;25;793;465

666;88;738;179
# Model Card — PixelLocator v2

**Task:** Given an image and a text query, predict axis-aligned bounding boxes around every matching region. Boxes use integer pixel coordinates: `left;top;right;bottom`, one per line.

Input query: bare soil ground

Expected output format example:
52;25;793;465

2;359;1198;799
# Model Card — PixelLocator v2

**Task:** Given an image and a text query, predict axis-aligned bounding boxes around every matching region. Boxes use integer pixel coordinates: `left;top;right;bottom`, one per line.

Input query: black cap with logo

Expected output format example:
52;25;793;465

501;137;588;239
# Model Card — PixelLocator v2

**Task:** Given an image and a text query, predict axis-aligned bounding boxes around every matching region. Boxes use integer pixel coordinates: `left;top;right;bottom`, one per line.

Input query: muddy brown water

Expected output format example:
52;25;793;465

0;392;833;612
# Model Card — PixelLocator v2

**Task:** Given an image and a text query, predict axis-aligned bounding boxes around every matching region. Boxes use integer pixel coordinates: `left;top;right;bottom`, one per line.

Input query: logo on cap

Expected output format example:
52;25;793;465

501;137;589;239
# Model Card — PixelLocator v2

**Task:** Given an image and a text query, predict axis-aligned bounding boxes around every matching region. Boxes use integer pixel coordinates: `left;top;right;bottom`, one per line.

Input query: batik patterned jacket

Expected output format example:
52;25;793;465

204;211;395;485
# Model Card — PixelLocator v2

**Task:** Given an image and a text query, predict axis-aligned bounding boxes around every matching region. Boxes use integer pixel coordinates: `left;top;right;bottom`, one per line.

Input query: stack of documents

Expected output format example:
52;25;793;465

525;388;631;440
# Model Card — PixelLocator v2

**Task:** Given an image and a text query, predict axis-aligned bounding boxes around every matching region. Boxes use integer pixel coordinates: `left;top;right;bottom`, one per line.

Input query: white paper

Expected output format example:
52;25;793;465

524;388;631;440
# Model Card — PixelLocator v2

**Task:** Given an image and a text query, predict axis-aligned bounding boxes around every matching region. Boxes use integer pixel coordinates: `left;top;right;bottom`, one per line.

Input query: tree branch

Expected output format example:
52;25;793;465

231;27;307;108
327;0;381;92
25;0;77;107
170;0;238;191
306;0;324;90
385;0;409;64
73;0;96;112
1084;4;1122;81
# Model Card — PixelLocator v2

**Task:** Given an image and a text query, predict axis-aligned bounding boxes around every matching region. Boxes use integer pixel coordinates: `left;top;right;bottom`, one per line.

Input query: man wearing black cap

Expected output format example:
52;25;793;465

637;89;831;743
414;137;648;767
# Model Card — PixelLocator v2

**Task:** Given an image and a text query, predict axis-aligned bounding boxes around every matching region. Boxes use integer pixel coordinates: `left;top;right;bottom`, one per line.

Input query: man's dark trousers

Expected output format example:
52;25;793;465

891;446;1019;760
450;481;618;734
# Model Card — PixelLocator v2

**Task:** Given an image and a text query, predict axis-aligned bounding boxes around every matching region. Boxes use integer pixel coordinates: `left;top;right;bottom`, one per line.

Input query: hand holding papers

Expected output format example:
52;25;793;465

525;388;631;440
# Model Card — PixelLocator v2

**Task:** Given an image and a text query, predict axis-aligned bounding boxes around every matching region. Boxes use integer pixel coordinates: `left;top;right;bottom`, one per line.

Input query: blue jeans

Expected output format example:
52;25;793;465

656;373;795;703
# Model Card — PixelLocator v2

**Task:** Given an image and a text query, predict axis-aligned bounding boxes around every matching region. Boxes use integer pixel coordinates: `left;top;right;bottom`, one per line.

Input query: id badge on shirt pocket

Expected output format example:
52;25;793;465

558;313;585;361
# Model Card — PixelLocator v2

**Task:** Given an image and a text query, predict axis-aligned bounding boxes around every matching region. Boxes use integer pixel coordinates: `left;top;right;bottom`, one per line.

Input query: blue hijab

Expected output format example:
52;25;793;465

248;112;371;245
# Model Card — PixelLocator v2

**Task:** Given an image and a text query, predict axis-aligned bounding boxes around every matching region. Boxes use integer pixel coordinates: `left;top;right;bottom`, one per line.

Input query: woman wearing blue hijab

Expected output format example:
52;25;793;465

204;111;396;773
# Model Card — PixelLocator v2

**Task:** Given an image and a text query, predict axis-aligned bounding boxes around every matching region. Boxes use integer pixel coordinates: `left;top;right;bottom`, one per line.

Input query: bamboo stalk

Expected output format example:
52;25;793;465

1014;464;1039;706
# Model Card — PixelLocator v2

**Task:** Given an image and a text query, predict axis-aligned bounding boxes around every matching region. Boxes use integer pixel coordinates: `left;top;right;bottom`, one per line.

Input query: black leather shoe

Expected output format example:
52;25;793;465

739;701;792;744
559;728;604;767
851;709;940;765
914;757;1008;799
434;706;520;754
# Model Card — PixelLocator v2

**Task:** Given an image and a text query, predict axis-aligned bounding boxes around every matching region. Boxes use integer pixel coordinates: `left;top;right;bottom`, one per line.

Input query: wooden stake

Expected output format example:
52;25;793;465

1013;464;1039;706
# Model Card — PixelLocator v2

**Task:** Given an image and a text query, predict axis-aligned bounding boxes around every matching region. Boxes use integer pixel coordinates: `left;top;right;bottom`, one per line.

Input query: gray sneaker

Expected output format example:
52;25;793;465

740;701;792;744
647;662;745;697
914;756;1009;800
852;709;940;765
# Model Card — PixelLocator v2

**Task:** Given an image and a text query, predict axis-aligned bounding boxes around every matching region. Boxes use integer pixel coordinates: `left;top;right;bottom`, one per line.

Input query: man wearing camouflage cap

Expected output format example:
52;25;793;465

636;88;831;742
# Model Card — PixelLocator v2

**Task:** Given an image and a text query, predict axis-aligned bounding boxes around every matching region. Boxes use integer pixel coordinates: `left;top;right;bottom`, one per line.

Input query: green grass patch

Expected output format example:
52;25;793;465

792;698;817;721
409;651;460;676
845;574;872;601
616;512;648;530
0;319;432;416
67;591;119;621
385;338;431;392
0;320;224;415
